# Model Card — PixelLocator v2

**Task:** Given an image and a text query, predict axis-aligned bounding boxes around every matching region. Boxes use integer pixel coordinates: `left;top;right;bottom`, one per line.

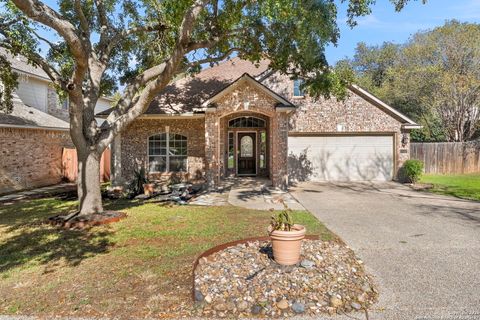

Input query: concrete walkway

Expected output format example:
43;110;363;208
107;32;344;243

0;183;76;202
292;181;480;320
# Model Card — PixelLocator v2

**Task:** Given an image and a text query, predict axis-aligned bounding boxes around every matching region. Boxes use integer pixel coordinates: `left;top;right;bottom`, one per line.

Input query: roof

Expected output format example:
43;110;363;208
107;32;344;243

0;48;50;81
0;92;69;130
202;73;295;110
97;57;270;116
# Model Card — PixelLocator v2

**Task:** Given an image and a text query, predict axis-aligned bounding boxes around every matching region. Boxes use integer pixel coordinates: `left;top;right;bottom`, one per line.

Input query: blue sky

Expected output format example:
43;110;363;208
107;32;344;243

26;0;480;65
326;0;480;63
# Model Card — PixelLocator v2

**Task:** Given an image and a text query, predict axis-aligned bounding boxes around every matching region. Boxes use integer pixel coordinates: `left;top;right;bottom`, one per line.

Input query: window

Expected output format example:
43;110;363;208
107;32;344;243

240;135;254;157
293;79;305;97
259;131;266;168
228;117;266;128
148;133;187;172
228;132;234;169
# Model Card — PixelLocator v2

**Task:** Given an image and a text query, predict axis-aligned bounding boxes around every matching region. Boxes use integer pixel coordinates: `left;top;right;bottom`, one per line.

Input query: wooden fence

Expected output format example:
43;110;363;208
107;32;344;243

62;148;111;182
410;141;480;174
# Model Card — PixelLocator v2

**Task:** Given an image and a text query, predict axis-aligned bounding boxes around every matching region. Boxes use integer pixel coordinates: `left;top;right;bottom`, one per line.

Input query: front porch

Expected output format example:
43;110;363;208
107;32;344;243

203;73;295;189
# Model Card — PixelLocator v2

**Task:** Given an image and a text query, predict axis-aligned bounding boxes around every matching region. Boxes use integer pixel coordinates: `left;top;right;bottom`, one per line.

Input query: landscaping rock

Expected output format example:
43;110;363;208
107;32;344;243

194;240;377;318
291;302;305;314
251;305;262;315
276;299;289;310
194;290;204;302
330;296;342;308
300;259;315;268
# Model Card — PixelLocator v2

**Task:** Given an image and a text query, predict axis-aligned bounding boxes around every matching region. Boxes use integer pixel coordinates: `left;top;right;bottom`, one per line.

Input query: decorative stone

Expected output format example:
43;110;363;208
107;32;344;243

351;302;362;310
251;305;262;315
194;290;204;302
329;296;342;308
194;239;377;317
276;299;289;310
237;301;248;311
292;302;305;313
300;259;315;268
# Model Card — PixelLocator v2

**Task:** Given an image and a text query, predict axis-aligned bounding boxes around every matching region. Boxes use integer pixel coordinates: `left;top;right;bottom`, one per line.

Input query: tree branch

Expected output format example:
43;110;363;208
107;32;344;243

74;0;90;36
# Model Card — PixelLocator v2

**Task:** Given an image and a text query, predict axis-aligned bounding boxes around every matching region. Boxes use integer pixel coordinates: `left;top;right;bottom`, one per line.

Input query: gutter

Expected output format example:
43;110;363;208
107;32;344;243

0;124;70;131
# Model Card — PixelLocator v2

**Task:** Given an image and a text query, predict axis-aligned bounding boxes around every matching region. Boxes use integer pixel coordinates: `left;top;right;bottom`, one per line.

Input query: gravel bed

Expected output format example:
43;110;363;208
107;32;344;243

194;240;378;317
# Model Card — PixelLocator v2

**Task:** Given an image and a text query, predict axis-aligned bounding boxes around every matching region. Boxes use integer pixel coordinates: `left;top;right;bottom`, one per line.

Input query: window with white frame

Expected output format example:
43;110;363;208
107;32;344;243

293;79;305;97
148;133;187;172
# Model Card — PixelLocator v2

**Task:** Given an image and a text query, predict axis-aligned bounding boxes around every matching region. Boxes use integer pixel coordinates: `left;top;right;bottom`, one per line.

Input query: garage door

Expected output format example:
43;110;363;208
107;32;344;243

288;135;394;182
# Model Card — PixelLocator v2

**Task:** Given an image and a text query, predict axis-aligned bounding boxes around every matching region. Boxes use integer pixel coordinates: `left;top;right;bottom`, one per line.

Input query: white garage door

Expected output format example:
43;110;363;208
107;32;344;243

288;135;394;182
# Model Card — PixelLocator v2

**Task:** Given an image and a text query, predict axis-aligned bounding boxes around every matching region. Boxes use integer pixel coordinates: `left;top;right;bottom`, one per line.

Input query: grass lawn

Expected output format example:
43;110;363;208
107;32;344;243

0;197;334;318
420;173;480;201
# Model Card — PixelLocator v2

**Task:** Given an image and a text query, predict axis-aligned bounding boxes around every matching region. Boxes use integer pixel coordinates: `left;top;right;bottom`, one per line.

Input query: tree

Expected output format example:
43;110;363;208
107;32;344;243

341;21;480;142
0;0;415;216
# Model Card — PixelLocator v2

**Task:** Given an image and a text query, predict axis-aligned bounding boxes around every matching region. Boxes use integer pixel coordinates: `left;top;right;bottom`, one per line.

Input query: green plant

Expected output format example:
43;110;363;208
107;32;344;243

402;159;424;183
270;202;294;231
128;167;149;196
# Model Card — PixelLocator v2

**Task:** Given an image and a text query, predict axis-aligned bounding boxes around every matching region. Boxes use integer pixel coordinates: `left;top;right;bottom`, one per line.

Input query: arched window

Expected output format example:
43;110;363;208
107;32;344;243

148;133;187;172
228;116;265;128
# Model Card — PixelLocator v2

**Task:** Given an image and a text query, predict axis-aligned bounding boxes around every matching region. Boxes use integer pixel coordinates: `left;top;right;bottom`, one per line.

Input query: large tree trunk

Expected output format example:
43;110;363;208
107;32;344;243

77;148;104;216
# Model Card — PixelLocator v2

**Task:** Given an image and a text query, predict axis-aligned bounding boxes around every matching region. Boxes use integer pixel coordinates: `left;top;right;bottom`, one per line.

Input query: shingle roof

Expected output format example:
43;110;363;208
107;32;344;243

0;48;50;81
97;57;271;116
0;93;69;129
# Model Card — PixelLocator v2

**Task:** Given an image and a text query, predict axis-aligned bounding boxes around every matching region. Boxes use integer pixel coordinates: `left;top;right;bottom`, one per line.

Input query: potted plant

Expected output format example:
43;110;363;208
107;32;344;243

268;203;306;265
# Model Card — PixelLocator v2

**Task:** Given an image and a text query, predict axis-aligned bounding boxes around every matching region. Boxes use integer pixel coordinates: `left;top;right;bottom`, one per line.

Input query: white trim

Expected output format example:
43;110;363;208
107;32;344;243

235;131;258;176
402;124;423;129
0;124;69;131
202;73;293;108
97;113;205;119
350;84;418;125
146;132;188;174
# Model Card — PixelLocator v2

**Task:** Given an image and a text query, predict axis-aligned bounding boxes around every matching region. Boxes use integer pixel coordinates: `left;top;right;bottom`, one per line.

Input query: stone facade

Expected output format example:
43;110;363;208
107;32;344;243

264;73;411;177
204;80;290;189
118;118;206;184
47;86;70;122
115;70;414;188
0;127;72;194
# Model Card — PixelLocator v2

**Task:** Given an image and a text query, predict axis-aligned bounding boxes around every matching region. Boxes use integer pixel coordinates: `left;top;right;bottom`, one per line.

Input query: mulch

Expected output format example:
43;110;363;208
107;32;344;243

46;211;127;229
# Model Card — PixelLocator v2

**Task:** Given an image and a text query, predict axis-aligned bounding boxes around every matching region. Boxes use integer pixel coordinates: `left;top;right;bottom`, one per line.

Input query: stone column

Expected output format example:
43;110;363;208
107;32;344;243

271;112;289;190
205;112;219;189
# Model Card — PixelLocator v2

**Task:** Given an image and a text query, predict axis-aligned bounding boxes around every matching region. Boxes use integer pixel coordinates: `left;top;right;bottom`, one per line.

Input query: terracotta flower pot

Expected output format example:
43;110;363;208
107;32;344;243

143;183;155;196
268;224;306;265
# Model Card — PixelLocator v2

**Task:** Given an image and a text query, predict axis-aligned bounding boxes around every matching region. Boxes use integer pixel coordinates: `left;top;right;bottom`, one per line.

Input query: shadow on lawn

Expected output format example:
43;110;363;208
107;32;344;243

0;197;118;274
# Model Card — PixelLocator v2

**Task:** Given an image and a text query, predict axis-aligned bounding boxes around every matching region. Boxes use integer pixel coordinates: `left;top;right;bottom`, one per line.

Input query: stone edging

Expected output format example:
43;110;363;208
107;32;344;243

191;234;320;301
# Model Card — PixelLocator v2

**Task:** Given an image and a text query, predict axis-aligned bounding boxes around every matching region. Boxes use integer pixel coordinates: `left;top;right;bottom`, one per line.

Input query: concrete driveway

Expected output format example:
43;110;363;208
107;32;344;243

291;182;480;320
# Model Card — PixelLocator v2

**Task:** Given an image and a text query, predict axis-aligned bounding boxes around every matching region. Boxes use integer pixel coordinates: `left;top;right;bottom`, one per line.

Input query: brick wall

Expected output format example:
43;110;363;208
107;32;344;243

263;73;411;177
0;127;72;194
119;118;206;184
205;80;289;188
47;86;70;122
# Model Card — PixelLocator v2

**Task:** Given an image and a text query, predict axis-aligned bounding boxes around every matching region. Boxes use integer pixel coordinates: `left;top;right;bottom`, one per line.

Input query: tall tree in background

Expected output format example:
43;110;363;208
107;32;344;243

342;20;480;142
0;0;416;216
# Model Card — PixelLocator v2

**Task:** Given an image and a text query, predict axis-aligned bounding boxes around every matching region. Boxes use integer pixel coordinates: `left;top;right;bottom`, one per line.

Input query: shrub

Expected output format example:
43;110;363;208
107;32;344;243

402;159;424;183
270;201;294;231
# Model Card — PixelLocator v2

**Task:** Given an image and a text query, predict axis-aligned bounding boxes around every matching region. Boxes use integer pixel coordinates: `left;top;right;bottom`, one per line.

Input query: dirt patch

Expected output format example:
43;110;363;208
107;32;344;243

46;211;126;229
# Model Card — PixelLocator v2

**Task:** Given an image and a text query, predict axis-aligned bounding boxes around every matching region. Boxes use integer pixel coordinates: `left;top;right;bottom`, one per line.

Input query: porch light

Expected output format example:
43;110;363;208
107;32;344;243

401;133;409;147
243;99;250;110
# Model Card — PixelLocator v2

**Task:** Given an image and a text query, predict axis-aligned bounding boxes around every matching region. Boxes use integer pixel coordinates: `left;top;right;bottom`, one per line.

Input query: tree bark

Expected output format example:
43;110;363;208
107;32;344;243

77;148;104;216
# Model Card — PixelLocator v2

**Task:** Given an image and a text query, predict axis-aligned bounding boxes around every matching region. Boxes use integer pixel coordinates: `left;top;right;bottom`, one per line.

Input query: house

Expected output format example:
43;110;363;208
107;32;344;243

98;58;421;189
0;49;113;194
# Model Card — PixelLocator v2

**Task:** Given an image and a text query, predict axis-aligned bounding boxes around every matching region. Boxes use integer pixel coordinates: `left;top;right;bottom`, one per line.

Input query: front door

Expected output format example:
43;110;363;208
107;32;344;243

237;132;256;175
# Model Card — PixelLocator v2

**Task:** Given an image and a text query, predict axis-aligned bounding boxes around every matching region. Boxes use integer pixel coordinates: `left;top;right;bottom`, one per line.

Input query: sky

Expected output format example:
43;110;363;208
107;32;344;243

326;0;480;64
17;0;480;66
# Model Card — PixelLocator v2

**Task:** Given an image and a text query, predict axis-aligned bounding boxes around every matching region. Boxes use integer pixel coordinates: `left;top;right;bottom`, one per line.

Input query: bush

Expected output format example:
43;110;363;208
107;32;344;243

402;159;424;183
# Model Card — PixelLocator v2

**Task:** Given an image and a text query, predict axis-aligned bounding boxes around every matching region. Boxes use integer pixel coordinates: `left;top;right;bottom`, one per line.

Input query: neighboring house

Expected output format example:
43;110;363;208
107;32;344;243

98;58;421;189
0;49;113;194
